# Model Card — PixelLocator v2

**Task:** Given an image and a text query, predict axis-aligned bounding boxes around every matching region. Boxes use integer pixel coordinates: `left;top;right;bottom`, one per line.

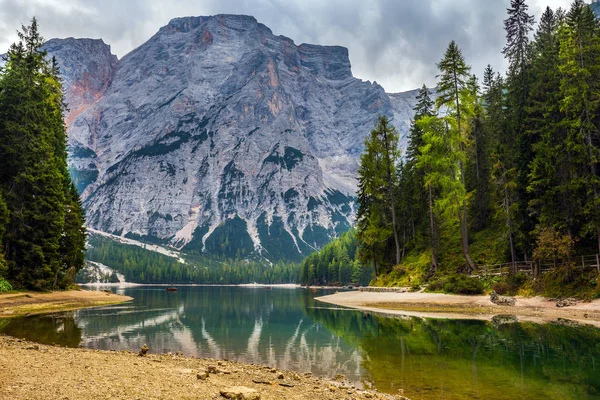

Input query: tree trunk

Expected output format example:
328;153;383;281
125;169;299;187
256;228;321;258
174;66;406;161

428;185;438;275
454;63;474;273
382;120;401;265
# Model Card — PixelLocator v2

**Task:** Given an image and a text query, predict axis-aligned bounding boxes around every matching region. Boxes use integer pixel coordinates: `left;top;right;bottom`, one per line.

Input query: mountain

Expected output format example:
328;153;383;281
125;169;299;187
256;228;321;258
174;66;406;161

28;15;420;262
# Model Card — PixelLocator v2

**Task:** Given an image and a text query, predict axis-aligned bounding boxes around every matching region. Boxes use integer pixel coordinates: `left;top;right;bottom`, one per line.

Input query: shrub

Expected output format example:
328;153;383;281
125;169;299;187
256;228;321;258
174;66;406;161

492;281;509;295
0;278;13;293
427;274;484;295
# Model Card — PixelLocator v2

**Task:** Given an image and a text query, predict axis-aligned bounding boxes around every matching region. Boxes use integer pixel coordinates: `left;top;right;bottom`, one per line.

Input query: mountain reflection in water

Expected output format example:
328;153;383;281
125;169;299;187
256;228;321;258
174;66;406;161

2;286;600;399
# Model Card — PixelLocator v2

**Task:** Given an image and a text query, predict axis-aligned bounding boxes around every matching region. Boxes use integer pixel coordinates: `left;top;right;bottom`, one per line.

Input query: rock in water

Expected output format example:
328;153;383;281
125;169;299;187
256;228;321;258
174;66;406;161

38;14;423;262
138;344;149;357
219;386;260;400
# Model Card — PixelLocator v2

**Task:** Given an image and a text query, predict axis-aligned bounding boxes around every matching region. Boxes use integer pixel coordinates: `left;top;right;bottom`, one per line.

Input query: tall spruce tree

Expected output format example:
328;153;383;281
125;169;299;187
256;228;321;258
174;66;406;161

527;7;576;234
503;0;537;259
0;18;86;289
558;0;600;253
357;116;401;275
435;40;475;272
465;75;492;231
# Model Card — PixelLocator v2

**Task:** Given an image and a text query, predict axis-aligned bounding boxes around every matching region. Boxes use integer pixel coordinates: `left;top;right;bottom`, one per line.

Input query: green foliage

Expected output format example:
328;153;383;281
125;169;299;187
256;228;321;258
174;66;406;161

299;229;371;286
356;115;402;275
83;233;299;284
363;2;600;298
0;18;86;290
0;278;13;293
427;275;484;295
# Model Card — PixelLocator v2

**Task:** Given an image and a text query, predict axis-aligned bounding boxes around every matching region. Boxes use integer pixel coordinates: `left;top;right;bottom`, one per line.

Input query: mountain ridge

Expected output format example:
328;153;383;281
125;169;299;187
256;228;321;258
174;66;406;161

3;14;421;262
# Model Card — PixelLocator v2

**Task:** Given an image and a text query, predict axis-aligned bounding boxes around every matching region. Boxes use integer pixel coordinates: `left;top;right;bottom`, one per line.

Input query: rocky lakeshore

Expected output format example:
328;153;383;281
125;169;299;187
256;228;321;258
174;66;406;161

0;336;407;400
316;290;600;327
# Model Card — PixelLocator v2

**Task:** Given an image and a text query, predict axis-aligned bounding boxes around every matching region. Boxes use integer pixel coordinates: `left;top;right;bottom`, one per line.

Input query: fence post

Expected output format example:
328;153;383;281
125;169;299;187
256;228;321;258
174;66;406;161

597;254;600;273
582;255;585;269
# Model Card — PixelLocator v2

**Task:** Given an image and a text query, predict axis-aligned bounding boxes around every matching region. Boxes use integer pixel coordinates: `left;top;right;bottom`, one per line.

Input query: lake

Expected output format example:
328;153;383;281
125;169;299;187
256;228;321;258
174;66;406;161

1;285;600;399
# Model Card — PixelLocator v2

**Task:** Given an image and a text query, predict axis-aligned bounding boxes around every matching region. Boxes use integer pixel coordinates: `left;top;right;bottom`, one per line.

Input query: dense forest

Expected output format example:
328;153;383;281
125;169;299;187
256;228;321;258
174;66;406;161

322;0;600;295
82;233;298;284
0;19;86;291
298;229;373;286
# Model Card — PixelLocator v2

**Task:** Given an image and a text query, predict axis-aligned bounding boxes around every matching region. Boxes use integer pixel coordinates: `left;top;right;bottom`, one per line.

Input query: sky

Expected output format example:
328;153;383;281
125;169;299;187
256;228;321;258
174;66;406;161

0;0;576;92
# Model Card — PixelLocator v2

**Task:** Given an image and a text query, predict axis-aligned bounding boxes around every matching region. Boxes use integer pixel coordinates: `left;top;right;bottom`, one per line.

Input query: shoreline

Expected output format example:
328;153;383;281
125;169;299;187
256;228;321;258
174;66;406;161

315;290;600;327
0;290;132;318
0;335;402;400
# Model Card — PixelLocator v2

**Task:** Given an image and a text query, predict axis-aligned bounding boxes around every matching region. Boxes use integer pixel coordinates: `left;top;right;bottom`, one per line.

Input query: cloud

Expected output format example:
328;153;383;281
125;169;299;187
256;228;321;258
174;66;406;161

0;0;575;92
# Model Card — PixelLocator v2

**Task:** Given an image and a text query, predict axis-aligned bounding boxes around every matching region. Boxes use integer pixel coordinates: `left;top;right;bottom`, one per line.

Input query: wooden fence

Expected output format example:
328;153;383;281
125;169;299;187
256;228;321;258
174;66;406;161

471;254;600;278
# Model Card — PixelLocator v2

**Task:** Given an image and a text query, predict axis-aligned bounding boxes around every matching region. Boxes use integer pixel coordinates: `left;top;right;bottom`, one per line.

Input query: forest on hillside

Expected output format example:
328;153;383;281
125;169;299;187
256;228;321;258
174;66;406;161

82;233;298;284
304;0;600;297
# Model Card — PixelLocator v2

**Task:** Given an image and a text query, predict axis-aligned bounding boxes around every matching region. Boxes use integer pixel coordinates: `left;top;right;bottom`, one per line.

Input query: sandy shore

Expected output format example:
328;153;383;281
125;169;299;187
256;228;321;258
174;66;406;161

0;290;132;318
0;336;403;400
316;290;600;326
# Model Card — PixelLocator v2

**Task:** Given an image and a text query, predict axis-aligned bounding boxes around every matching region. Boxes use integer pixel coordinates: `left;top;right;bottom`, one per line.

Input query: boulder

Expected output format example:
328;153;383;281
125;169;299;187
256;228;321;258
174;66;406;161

556;298;578;308
138;344;149;357
197;372;209;380
490;291;516;306
219;386;260;400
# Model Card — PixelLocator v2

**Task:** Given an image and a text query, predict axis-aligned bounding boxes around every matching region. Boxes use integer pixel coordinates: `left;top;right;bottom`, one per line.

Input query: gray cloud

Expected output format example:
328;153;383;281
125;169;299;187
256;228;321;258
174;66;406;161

0;0;574;92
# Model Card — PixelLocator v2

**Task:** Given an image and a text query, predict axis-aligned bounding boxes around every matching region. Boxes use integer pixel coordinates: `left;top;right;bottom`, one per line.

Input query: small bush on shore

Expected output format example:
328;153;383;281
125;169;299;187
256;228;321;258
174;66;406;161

427;274;484;295
0;278;13;293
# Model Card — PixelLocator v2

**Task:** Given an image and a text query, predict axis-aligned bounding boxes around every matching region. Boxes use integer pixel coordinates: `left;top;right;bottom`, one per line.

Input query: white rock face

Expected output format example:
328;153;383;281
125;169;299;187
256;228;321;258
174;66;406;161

41;15;421;261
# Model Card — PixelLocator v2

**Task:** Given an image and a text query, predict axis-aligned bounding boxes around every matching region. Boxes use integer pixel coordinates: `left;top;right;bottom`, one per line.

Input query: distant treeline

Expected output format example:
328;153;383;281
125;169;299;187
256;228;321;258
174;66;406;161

83;234;299;284
298;229;373;286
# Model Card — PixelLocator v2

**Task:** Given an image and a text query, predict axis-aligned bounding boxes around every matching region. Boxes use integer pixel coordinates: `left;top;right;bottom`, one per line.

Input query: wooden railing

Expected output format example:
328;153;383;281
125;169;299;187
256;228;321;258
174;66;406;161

470;254;600;278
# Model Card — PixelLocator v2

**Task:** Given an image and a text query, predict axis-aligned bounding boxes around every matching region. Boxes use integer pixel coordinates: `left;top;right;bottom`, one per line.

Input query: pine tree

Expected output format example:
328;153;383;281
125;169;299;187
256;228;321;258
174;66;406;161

401;85;435;251
465;75;492;231
527;7;575;235
356;116;401;275
0;18;87;289
435;40;475;271
503;0;537;259
558;0;600;253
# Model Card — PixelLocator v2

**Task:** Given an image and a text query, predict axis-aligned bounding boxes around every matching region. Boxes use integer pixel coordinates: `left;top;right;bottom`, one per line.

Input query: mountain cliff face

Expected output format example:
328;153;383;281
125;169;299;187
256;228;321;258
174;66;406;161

39;15;418;261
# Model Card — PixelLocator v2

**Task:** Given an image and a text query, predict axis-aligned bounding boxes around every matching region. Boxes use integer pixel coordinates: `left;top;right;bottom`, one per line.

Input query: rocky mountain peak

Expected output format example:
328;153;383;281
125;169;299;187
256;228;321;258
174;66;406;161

32;15;418;262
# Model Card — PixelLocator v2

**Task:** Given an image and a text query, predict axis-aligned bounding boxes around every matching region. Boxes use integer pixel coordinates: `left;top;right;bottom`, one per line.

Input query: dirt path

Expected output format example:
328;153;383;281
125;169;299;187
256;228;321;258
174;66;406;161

316;291;600;327
0;336;403;400
0;290;132;318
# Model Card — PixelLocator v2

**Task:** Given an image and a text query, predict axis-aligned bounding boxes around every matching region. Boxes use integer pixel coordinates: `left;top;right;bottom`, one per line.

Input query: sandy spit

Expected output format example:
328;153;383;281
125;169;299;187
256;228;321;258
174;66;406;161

0;290;132;318
0;336;405;400
316;290;600;327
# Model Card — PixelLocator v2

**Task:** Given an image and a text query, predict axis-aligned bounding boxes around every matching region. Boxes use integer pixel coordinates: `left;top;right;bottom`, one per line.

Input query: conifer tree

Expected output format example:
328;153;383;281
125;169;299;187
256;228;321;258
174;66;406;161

527;7;575;234
0;18;86;289
503;0;537;258
357;116;401;275
466;75;491;231
435;40;475;271
558;0;600;253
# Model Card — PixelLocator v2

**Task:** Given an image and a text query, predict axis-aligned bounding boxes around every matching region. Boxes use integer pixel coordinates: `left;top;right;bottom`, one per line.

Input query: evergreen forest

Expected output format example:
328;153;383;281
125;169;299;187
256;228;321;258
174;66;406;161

347;0;600;296
0;19;87;290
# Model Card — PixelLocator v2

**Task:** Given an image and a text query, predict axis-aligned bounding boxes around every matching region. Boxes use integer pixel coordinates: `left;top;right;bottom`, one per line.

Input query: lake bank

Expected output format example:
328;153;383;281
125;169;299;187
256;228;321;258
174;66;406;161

0;335;403;400
316;290;600;326
0;290;132;318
